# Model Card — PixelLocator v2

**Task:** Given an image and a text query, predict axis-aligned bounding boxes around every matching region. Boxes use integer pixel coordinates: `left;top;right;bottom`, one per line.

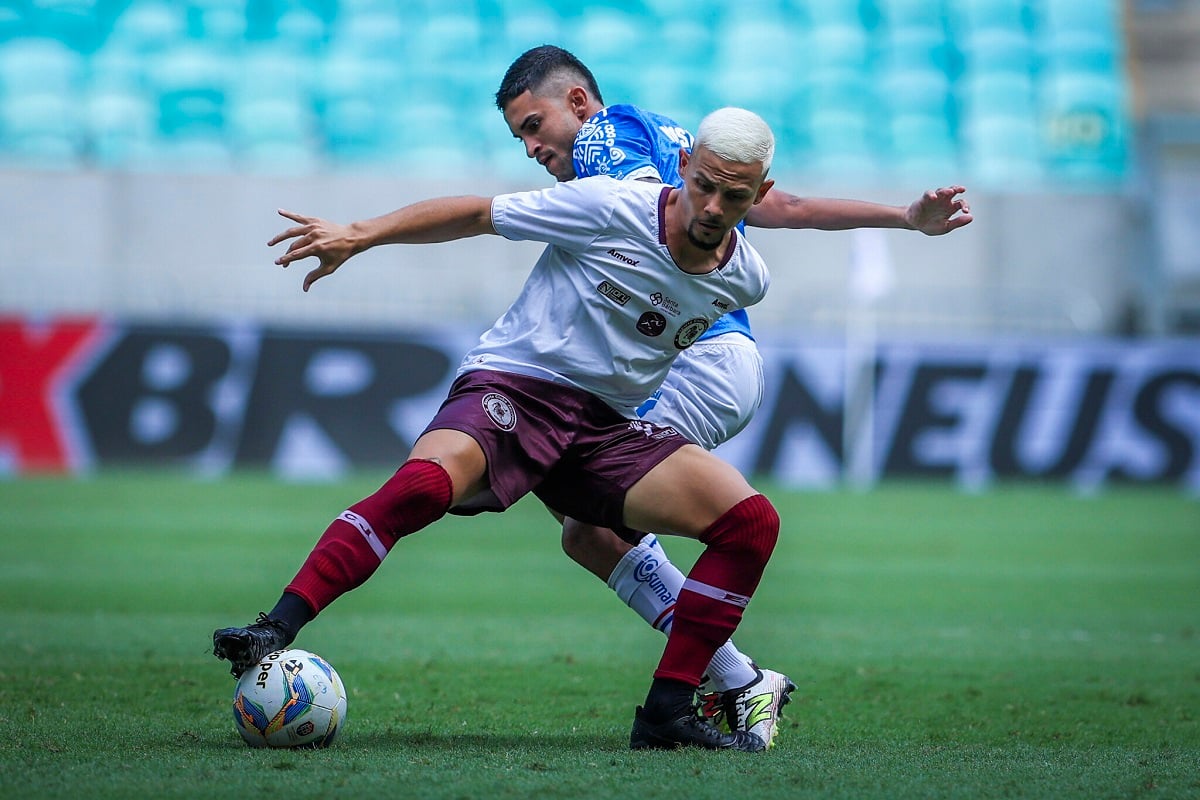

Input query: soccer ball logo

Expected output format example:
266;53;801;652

232;649;347;748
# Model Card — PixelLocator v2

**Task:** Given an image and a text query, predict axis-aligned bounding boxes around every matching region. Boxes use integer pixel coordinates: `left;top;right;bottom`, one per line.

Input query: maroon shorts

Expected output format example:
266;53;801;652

421;369;690;534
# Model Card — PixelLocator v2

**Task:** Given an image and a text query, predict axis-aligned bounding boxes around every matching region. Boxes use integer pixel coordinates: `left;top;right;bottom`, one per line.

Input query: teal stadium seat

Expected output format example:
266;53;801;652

0;36;84;94
961;113;1044;186
880;23;955;75
85;85;158;166
271;6;329;54
960;27;1037;77
331;9;408;60
227;94;320;173
146;44;233;138
27;0;103;53
1040;29;1122;77
948;0;1032;36
497;0;564;53
809;22;871;73
0;89;85;166
958;70;1037;121
880;67;953;120
1038;0;1121;38
888;111;961;176
188;0;250;52
104;0;187;53
875;0;949;31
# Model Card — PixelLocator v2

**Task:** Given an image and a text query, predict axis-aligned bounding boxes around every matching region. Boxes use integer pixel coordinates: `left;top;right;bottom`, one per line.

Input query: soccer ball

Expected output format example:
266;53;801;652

232;649;347;748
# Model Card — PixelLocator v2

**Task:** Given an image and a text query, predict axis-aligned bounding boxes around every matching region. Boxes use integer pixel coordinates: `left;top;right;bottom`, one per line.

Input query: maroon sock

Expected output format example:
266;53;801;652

653;494;779;686
285;459;453;615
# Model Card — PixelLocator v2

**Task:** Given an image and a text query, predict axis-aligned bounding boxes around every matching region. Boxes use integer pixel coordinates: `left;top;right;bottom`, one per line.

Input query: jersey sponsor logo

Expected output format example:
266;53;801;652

674;318;710;349
636;311;667;337
597;280;631;305
658;125;694;150
649;292;680;317
712;298;731;311
482;392;517;431
607;249;640;267
627;420;680;440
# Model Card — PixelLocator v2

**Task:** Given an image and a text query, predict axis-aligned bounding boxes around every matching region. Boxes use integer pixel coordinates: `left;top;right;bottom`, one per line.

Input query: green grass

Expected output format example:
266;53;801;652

1;473;1198;799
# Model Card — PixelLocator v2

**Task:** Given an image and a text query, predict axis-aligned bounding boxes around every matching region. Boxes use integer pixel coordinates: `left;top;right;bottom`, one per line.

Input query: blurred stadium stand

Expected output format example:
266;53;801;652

0;0;1198;336
0;0;1136;184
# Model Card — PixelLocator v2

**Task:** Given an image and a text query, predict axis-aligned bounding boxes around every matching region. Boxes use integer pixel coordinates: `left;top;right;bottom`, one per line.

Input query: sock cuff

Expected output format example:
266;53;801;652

606;539;655;599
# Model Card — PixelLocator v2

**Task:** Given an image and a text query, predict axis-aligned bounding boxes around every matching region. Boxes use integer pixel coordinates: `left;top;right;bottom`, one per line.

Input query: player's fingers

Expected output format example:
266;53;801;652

277;208;312;224
267;225;310;247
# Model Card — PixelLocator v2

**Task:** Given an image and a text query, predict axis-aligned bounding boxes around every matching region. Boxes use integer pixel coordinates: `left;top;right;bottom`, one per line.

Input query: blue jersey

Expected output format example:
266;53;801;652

573;104;753;342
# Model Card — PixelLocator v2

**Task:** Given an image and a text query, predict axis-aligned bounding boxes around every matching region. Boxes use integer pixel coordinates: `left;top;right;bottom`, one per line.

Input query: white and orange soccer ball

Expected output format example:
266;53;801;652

232;649;347;748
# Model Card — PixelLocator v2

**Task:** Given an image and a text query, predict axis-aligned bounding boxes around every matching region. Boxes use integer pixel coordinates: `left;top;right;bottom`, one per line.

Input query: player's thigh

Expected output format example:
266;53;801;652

623;443;757;538
408;428;489;505
639;334;764;450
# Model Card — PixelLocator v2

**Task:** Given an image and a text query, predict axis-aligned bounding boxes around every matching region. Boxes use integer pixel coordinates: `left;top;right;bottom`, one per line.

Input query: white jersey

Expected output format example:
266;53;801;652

458;176;770;418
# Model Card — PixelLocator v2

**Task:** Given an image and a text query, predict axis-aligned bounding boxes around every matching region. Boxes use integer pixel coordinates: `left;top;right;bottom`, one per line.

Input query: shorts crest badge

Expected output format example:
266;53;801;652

482;392;517;431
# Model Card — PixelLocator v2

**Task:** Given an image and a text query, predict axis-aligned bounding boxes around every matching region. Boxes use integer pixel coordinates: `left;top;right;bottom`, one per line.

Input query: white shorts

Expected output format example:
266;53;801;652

636;332;765;451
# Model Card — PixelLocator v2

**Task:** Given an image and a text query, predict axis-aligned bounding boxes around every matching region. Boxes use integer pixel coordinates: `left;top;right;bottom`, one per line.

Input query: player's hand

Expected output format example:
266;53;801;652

268;209;357;292
905;186;973;236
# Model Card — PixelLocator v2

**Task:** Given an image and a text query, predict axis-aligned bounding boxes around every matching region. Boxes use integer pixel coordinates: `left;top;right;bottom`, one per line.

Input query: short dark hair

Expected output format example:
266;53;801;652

495;45;604;112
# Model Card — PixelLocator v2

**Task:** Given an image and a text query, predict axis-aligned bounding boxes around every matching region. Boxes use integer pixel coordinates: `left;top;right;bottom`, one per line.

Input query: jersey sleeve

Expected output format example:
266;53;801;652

573;105;663;182
491;178;618;250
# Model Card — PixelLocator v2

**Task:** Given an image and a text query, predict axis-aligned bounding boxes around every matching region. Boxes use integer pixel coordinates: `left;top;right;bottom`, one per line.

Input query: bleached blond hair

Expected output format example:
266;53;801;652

694;107;775;176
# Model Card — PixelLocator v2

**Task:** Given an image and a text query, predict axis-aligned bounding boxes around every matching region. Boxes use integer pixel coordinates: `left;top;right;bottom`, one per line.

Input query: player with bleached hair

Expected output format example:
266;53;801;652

492;45;974;747
217;107;786;751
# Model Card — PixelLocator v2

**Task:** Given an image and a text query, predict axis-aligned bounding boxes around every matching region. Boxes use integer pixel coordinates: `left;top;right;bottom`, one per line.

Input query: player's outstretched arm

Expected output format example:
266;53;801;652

268;196;496;292
744;185;972;236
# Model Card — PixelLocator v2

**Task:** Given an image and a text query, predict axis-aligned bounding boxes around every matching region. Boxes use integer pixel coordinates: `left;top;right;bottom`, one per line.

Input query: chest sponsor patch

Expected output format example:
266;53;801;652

636;311;667;337
674;318;710;349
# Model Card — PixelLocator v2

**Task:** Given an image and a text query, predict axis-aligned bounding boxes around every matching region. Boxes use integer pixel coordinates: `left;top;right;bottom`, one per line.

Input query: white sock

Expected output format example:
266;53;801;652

607;534;758;691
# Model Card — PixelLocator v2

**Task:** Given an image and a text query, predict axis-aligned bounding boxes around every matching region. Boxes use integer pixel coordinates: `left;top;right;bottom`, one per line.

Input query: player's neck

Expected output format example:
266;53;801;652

663;191;731;274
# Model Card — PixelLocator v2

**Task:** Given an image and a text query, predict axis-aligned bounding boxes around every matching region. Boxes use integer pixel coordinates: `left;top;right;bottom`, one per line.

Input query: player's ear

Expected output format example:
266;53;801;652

754;177;775;205
678;148;690;173
567;86;590;120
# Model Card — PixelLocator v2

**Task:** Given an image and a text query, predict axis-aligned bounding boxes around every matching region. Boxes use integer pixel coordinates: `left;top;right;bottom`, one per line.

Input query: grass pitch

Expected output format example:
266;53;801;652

1;473;1197;799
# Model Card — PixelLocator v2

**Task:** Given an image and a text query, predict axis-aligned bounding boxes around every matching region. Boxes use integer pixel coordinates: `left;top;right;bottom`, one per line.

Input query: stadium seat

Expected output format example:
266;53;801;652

888;111;961;175
957;70;1037;124
960;27;1037;77
272;7;328;54
145;45;233;138
330;10;408;60
0;89;87;167
802;0;864;28
85;86;158;167
809;22;871;72
1040;30;1123;77
875;0;949;31
1038;0;1121;38
879;23;954;74
879;67;953;120
104;0;187;53
498;2;564;53
808;106;878;176
949;0;1031;36
27;0;103;53
961;113;1044;186
0;37;85;94
227;95;320;174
